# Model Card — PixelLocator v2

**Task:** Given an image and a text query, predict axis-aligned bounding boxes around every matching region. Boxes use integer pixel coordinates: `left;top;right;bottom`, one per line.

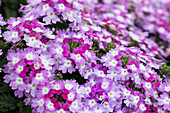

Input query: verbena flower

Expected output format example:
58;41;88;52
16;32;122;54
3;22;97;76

1;0;170;113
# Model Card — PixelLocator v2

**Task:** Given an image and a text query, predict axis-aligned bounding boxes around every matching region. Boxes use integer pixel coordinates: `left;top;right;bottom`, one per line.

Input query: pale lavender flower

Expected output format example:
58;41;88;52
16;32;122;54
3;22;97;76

24;34;42;48
158;92;170;110
58;58;75;74
39;54;55;70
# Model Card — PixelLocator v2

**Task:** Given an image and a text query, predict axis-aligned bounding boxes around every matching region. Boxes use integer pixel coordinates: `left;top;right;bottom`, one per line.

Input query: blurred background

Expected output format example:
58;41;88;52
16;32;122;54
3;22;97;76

0;0;27;19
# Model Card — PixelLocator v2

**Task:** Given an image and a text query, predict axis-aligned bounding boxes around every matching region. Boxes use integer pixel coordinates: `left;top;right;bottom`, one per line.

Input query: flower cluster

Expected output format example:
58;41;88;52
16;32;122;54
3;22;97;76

0;14;6;36
1;0;170;113
131;0;170;44
0;14;6;72
30;80;79;113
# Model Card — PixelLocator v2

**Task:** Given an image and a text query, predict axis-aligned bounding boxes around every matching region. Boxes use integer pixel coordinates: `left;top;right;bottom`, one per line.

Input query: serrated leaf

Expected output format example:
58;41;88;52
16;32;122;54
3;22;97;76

0;106;10;113
20;105;32;113
0;94;17;110
0;83;10;93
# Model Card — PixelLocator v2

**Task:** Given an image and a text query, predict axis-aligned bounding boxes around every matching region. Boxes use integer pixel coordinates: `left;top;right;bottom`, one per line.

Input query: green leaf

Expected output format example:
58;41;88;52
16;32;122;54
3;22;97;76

0;40;11;50
19;105;32;113
103;42;116;52
19;0;28;5
128;38;140;48
0;83;10;93
160;63;170;76
67;40;80;53
0;94;18;110
45;21;70;30
0;60;8;68
101;25;120;35
0;106;10;113
55;74;63;80
119;55;131;67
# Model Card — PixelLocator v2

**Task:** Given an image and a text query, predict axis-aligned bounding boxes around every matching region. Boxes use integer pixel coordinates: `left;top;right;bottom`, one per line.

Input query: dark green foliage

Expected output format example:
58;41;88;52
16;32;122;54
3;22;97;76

128;38;140;48
128;81;142;93
18;105;32;113
67;40;80;53
55;21;71;30
0;40;11;68
0;83;10;93
0;71;32;113
91;40;116;58
0;59;7;68
128;5;135;13
44;20;71;31
1;0;27;19
160;63;170;76
118;55;131;67
102;41;116;52
56;70;87;85
53;93;66;103
102;25;122;36
0;94;18;110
